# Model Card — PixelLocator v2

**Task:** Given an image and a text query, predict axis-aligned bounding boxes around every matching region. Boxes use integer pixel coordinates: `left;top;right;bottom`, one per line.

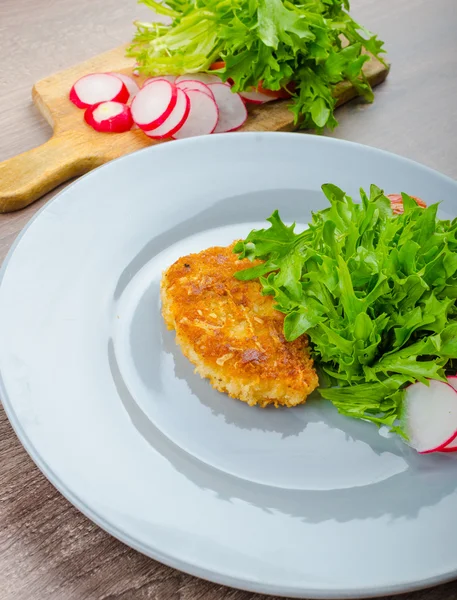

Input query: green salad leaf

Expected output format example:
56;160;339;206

127;0;386;130
233;185;457;436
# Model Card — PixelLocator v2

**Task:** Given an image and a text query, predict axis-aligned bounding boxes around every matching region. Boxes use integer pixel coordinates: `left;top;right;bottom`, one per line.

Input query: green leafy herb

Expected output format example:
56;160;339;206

233;185;457;435
127;0;386;130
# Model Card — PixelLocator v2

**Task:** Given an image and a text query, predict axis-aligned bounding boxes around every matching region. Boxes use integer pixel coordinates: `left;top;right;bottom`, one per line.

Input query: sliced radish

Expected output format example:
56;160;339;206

110;73;140;99
84;101;133;133
239;89;275;105
209;83;248;133
173;89;218;139
257;81;293;99
403;380;457;453
70;73;129;109
239;90;274;105
144;88;190;139
441;377;457;452
447;376;457;391
131;80;178;130
387;194;427;215
143;75;176;87
442;439;457;452
175;73;222;85
176;79;214;100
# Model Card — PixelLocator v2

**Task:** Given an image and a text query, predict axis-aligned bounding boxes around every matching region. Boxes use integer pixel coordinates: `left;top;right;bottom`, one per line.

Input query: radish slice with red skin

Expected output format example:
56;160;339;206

131;80;178;130
209;83;248;133
175;73;222;85
71;74;128;108
441;440;457;452
110;73;140;99
143;75;176;87
176;80;214;100
239;89;275;104
70;73;129;109
173;89;218;139
387;194;427;215
144;88;190;140
441;377;457;452
84;101;133;133
447;375;457;392
403;380;457;453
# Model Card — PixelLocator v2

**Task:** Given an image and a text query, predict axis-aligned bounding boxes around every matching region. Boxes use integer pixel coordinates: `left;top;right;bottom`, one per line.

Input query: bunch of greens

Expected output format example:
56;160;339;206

127;0;386;130
234;185;457;436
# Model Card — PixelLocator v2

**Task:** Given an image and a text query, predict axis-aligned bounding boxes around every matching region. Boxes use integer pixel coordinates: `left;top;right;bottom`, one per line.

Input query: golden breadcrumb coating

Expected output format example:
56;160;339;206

161;243;318;407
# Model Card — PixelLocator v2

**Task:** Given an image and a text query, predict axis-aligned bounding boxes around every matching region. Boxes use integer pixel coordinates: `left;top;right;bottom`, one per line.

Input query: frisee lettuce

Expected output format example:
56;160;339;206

233;185;457;436
127;0;386;130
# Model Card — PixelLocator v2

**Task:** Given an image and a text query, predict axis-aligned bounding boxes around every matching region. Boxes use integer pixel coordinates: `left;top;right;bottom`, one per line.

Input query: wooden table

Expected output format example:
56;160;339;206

0;0;456;598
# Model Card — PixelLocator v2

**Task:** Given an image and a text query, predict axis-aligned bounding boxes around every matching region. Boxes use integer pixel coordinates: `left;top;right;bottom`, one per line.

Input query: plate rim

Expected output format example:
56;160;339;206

1;132;457;599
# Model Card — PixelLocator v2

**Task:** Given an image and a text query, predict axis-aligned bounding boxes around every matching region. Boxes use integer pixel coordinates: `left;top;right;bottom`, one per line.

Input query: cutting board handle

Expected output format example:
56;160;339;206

0;134;101;213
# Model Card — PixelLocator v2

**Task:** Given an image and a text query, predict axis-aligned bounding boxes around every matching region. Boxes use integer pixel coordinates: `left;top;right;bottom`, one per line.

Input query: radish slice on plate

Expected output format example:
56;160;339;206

84;101;133;133
70;73;129;109
131;80;178;130
173;89;218;139
403;380;457;453
239;89;275;105
447;375;457;391
209;83;248;133
442;438;457;452
110;73;140;99
175;73;221;85
144;88;190;140
176;79;214;99
387;194;427;215
143;75;176;87
441;376;457;452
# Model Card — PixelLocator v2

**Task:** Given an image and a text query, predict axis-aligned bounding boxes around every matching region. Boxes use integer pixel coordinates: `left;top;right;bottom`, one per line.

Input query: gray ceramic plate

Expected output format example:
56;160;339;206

1;133;457;599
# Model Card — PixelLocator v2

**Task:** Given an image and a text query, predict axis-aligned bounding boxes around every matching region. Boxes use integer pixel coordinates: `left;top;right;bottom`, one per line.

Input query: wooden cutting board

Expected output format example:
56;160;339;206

0;44;388;213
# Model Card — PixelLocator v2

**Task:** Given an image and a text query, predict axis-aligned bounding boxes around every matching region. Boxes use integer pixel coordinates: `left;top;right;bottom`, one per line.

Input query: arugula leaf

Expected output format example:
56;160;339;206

128;0;386;130
233;185;457;437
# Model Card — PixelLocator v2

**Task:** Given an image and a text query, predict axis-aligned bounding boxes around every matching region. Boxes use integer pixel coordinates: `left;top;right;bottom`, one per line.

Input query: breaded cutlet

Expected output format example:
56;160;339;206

161;243;318;407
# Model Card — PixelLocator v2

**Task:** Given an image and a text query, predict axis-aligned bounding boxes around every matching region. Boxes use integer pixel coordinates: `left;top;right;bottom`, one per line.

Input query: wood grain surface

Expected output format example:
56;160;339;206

0;45;387;213
0;1;456;599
